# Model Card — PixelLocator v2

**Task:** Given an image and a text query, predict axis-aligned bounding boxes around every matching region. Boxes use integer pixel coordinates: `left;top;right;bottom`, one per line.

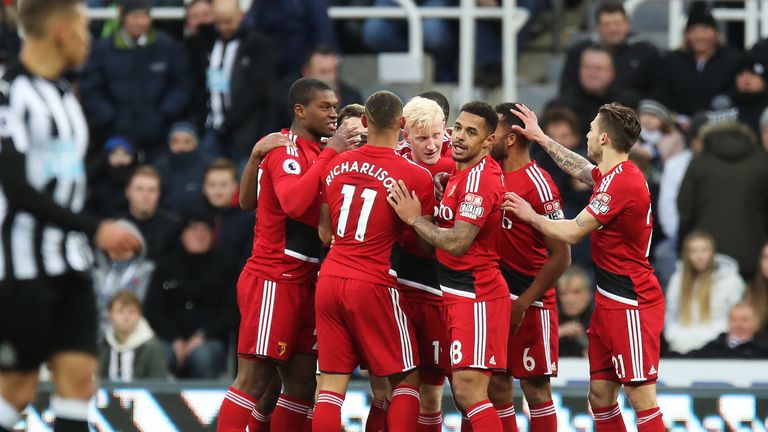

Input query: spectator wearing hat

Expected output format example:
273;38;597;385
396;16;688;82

154;122;214;214
633;99;683;166
144;210;238;379
81;0;192;158
653;1;741;118
721;56;768;137
87;136;137;217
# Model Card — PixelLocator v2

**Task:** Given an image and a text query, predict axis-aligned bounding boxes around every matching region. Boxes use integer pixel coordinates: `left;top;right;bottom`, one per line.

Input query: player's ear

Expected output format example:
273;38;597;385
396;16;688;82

361;114;369;128
484;133;496;148
399;116;406;129
294;104;305;119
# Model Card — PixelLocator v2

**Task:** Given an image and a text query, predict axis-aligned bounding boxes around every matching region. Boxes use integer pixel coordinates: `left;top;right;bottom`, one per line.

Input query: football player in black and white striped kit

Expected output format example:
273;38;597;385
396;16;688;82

0;1;141;431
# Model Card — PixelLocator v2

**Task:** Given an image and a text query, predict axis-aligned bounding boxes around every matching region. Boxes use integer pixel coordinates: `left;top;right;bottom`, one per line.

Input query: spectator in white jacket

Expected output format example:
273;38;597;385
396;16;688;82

665;231;746;354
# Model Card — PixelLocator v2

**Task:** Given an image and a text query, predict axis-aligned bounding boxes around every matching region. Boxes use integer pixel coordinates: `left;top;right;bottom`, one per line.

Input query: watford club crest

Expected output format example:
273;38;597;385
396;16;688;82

277;342;288;357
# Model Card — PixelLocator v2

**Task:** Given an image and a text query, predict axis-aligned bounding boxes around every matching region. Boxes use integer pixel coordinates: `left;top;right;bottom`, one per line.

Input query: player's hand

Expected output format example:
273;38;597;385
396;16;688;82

94;221;142;256
433;172;450;201
387;179;422;225
250;133;294;160
501;192;537;224
326;120;364;153
509;103;546;144
510;301;527;335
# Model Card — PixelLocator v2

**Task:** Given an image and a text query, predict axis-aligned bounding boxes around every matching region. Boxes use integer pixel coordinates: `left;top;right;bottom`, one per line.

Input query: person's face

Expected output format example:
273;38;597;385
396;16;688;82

728;305;760;341
546;120;579;150
687;25;718;55
490;116;511;162
736;71;766;94
639;113;663;132
55;4;91;69
186;1;213;34
213;6;243;40
406;114;444;166
341;116;366;149
451;111;493;163
123;9;152;40
181;222;214;254
108;248;136;262
169;131;198;154
297;89;339;139
108;147;134;167
760;243;768;278
597;12;630;46
204;169;237;208
687;237;714;273
586;115;606;163
303;54;339;86
126;175;160;216
580;51;614;95
558;276;591;317
108;302;141;335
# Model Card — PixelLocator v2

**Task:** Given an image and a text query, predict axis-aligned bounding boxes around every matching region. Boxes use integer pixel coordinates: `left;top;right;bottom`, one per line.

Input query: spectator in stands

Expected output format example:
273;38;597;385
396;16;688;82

362;0;457;82
0;2;20;73
665;232;746;355
547;45;639;139
200;159;254;268
154;123;213;214
745;242;768;327
761;108;768;152
184;0;213;36
721;55;768;137
246;0;338;77
678;120;768;279
122;166;181;262
98;291;169;381
633;100;683;167
145;210;238;379
653;2;740;118
87;136;136;217
188;0;275;162
560;1;659;97
685;302;768;358
556;266;592;358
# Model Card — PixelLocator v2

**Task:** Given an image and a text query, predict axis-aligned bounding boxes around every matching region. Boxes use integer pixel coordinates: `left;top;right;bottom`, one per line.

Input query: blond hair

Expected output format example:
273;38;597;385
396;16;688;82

680;231;716;326
403;97;445;133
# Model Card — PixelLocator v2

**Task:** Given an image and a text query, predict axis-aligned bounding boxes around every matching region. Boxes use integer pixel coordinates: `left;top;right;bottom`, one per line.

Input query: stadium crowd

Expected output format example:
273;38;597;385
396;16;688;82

0;0;765;384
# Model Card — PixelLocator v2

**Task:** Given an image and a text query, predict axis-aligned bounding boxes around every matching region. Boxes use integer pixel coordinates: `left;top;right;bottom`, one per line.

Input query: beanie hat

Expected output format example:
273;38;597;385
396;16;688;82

638;100;672;124
120;0;150;18
735;55;767;80
104;136;135;157
168;122;199;145
686;2;717;31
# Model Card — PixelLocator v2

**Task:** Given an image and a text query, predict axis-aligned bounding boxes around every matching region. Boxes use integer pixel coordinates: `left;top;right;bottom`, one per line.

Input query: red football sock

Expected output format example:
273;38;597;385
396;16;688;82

460;416;472;432
366;399;387;432
636;407;665;432
529;400;557;432
387;385;420;432
216;387;257;432
271;394;312;431
302;407;314;432
247;408;270;432
417;411;443;432
592;403;627;432
467;400;501;432
313;391;344;432
495;402;518;432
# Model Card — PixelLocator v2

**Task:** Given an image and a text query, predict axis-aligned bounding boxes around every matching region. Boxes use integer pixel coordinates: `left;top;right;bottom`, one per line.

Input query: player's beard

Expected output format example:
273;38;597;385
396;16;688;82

489;139;508;162
587;140;602;164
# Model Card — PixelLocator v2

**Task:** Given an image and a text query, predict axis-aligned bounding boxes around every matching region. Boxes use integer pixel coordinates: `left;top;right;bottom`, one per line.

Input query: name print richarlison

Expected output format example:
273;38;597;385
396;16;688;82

325;160;397;188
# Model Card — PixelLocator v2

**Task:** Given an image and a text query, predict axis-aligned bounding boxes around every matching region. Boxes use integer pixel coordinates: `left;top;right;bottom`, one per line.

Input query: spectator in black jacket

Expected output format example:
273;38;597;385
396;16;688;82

154;123;213;214
557;266;593;357
184;0;213;37
145;210;238;378
80;0;192;158
560;1;659;98
686;302;768;358
87;136;136;217
714;56;768;137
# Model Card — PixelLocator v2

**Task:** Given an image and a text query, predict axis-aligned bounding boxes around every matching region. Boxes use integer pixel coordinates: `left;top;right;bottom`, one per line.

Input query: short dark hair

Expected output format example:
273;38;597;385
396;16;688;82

337;104;366;127
365;91;403;131
303;45;336;69
582;44;613;64
288;77;333;108
595;1;627;22
597;103;641;153
541;107;580;136
108;291;142;311
418;90;450;121
459;101;498;135
205;158;238;181
19;0;82;39
495;102;529;146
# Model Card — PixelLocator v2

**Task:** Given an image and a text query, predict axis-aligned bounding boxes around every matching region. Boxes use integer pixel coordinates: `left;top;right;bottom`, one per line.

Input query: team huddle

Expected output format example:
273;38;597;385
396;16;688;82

216;78;667;432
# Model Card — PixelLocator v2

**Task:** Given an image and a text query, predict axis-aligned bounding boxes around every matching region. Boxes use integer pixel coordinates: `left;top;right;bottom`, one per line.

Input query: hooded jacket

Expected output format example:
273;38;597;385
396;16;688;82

678;121;768;277
98;318;169;381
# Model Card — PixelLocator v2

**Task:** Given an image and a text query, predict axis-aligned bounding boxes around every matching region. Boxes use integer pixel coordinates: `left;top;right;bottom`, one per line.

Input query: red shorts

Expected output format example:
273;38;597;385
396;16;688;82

316;276;419;377
236;268;316;362
444;297;510;372
507;306;558;378
587;303;664;384
400;296;449;385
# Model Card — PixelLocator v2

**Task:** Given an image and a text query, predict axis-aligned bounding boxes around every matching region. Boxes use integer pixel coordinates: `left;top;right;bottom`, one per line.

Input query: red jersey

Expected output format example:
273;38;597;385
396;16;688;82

320;145;435;287
436;155;507;303
500;161;563;309
586;162;663;309
246;130;339;282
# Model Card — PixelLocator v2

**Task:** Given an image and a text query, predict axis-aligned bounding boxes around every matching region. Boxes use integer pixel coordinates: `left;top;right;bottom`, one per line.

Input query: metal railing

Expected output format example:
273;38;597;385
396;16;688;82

86;1;530;104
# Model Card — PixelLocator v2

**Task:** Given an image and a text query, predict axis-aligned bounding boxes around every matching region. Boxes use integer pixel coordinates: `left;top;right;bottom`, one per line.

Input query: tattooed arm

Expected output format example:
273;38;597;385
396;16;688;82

502;194;600;245
410;218;481;257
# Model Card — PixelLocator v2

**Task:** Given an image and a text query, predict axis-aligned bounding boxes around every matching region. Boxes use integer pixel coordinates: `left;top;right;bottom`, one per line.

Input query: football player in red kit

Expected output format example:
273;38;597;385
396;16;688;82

389;101;510;432
216;78;362;432
503;103;665;432
398;90;453;158
488;103;571;432
313;91;435;432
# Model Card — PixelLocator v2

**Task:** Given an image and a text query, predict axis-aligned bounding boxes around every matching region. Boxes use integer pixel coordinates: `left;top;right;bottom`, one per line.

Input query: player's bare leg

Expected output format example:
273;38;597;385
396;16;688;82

313;373;351;431
451;369;502;431
0;372;39;432
520;377;556;432
624;383;664;432
48;352;98;432
588;379;626;432
367;374;390;432
248;374;282;431
386;370;421;432
272;353;317;429
417;382;444;431
218;357;276;432
488;374;518;432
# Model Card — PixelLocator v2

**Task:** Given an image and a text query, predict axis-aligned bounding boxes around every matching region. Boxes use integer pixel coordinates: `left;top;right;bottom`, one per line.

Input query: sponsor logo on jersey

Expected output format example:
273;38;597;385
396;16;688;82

489;355;496;366
544;200;565;220
277;342;288;357
438;203;455;221
283;159;301;175
459;202;484;220
649;365;657;375
464;193;483;206
589;192;612;214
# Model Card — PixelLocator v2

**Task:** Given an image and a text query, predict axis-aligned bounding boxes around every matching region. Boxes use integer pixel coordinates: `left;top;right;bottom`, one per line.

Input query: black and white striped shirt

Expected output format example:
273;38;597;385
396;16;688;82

0;63;98;282
206;38;241;130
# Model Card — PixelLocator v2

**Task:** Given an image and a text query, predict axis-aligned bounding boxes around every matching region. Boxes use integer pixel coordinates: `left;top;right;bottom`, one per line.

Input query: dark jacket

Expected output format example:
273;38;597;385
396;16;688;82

144;248;238;343
557;304;593;358
201;202;255;269
729;90;768;138
154;150;214;215
653;46;741;116
80;29;192;153
685;332;768;359
98;318;169;381
546;86;639;144
271;74;363;130
86;162;135;217
121;210;181;263
560;34;660;97
678;121;768;278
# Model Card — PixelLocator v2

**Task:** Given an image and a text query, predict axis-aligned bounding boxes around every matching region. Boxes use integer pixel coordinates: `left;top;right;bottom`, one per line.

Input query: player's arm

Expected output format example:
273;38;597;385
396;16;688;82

318;203;332;245
239;133;295;210
509;103;596;187
502;193;600;245
517;236;571;311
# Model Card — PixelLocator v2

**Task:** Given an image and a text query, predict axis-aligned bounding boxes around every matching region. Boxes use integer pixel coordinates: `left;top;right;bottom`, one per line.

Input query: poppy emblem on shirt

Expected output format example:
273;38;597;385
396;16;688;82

283;159;301;175
447;184;457;198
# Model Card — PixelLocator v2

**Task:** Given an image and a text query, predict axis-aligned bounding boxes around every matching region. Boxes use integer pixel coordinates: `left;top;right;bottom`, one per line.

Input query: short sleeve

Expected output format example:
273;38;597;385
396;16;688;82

455;170;502;228
264;146;307;191
591;166;602;183
534;177;565;221
585;175;632;225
